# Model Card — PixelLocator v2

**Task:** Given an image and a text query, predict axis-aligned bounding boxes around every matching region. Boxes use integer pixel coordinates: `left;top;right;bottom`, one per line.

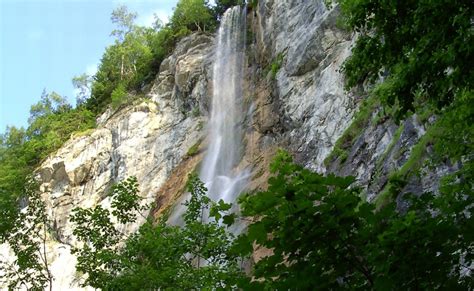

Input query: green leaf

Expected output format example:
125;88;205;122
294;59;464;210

222;214;236;226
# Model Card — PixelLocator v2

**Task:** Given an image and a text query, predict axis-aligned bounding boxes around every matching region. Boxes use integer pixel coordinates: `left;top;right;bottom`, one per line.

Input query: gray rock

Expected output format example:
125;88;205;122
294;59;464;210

254;0;356;172
27;32;213;290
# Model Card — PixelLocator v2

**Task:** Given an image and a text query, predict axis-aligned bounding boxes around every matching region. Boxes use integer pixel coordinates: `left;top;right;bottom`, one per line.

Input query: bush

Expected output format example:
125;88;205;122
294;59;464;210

235;150;473;290
71;175;245;289
333;0;473;117
111;83;128;109
171;0;216;33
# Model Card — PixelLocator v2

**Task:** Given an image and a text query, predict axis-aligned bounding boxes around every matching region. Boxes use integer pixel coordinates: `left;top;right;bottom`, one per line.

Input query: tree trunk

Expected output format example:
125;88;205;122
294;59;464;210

120;54;124;80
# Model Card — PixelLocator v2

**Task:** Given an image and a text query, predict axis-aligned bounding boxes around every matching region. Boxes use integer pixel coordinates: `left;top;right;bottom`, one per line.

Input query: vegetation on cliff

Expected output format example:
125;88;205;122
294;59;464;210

71;175;245;290
0;91;95;240
15;152;470;290
327;0;473;205
0;0;472;289
237;151;473;289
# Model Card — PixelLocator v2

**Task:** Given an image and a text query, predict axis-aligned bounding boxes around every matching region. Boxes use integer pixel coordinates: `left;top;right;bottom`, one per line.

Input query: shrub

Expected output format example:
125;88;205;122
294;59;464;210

111;83;128;109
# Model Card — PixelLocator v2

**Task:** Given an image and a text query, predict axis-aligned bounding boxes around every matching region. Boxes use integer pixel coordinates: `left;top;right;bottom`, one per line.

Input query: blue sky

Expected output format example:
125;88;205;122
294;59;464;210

0;0;179;133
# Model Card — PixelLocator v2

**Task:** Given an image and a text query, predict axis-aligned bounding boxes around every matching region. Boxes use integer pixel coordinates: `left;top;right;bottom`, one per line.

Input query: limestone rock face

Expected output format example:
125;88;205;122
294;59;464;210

252;0;355;172
31;33;213;290
249;0;451;203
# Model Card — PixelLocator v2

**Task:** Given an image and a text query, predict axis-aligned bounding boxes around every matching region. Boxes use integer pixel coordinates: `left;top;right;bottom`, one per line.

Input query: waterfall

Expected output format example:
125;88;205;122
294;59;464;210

200;6;249;205
168;6;248;226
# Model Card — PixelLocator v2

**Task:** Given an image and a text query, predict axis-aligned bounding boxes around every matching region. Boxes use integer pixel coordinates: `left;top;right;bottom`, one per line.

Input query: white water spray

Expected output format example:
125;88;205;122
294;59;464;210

200;6;249;205
168;6;248;226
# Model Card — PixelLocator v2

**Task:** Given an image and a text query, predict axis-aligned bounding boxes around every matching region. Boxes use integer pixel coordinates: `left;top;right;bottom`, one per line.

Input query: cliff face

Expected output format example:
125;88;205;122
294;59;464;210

9;1;450;289
38;34;213;245
250;0;355;172
8;33;214;289
248;0;453;205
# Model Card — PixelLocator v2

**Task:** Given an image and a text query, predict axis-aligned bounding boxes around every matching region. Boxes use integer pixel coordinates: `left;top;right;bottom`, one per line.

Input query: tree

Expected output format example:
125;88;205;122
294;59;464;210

72;74;92;106
87;7;155;113
0;88;95;244
71;175;245;289
110;5;137;42
235;150;473;290
109;5;154;86
171;0;215;33
85;0;224;114
0;178;53;291
0;127;29;239
28;90;70;125
332;0;473;119
110;83;127;109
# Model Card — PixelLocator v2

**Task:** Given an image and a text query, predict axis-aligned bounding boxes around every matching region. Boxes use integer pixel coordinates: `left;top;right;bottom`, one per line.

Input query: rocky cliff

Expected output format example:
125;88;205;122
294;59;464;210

8;0;450;289
247;0;454;206
1;33;215;289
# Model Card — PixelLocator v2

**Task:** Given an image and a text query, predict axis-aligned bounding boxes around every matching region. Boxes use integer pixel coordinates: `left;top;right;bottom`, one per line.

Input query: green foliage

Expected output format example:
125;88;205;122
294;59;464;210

248;0;258;9
380;89;474;203
325;1;473;234
0;91;95;240
85;2;224;115
213;0;244;17
186;139;202;157
28;89;69;124
334;0;473;118
430;89;474;164
110;5;137;42
71;175;245;289
171;0;216;33
110;83;128;109
26;94;95;163
72;73;92;106
270;53;284;79
235;150;473;290
324;95;379;166
147;26;176;72
0;178;53;290
87;20;153;113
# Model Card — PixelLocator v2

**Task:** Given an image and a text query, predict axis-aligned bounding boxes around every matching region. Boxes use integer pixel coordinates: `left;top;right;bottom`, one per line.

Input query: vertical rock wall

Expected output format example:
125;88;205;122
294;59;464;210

248;0;357;174
7;33;215;290
248;0;456;205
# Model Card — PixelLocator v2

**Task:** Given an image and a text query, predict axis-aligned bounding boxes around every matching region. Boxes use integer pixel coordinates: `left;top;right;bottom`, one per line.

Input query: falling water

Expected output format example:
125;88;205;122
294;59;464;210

200;6;249;205
168;6;248;226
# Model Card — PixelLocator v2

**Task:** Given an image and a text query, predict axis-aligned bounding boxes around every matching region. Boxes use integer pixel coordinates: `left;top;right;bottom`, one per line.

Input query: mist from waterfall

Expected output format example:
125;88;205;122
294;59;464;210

200;5;249;205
